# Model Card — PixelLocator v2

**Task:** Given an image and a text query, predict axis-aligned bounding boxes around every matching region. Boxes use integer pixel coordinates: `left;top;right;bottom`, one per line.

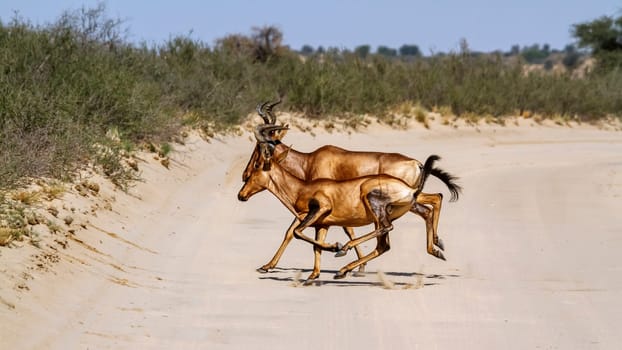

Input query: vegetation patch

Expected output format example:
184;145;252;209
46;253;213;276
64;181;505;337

0;4;620;191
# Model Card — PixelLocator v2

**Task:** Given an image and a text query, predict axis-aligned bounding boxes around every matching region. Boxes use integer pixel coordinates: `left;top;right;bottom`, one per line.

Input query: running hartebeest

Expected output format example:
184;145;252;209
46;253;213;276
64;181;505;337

237;132;457;280
243;100;461;274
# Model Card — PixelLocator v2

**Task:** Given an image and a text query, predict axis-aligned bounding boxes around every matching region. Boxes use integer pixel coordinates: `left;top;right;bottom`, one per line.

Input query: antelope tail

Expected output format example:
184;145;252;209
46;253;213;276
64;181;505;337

416;155;462;202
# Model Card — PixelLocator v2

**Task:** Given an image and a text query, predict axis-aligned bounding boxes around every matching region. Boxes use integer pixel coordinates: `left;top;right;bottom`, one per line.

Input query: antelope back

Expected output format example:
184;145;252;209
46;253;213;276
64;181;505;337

303;146;422;187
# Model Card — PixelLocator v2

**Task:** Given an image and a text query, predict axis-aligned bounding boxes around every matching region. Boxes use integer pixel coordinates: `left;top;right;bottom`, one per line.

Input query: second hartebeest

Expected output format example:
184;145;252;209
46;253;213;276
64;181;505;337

243;100;461;273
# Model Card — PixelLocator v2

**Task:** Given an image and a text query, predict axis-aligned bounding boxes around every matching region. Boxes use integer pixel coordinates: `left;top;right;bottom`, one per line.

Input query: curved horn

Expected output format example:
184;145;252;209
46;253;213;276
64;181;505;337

254;125;269;143
256;101;270;124
264;99;282;124
254;124;289;143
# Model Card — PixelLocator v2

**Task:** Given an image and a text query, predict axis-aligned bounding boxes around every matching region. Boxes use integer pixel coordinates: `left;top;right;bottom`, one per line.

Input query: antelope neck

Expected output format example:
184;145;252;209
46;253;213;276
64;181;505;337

274;144;308;180
266;161;304;216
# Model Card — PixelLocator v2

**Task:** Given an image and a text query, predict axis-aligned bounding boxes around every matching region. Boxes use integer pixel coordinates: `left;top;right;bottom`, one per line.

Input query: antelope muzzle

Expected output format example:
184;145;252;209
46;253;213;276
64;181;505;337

237;191;249;202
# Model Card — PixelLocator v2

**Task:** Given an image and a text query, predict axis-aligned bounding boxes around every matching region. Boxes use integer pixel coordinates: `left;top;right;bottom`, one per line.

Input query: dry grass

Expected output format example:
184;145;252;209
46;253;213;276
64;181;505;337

533;114;544;124
395;101;414;116
437;105;454;118
0;228;15;246
11;190;42;205
41;182;66;200
341;115;370;130
379;114;410;129
521;110;534;118
390;102;430;128
462;112;483;125
45;220;62;234
0;227;26;246
551;113;572;127
414;108;430;129
483;114;506;126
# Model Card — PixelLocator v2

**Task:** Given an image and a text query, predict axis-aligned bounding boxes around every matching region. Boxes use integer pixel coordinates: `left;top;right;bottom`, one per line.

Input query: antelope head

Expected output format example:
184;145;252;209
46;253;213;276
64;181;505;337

238;135;290;202
242;100;288;182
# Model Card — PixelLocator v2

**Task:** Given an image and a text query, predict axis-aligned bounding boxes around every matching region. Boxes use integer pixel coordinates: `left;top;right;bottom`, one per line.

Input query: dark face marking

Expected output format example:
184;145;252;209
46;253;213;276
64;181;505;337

243;141;279;182
242;144;261;182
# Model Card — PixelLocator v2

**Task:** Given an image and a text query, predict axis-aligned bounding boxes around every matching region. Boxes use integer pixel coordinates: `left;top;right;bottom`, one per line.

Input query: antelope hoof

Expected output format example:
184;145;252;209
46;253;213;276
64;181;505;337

256;266;271;273
435;250;446;261
302;279;316;286
334;242;348;257
435;238;445;251
334;270;348;280
303;274;319;286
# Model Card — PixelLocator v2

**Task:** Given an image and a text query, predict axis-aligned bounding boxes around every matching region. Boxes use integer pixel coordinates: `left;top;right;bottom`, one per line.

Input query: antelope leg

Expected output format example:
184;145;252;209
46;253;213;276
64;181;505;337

412;199;445;261
335;224;392;257
342;227;366;276
416;193;444;251
257;218;299;273
292;205;342;252
335;232;391;279
304;227;329;284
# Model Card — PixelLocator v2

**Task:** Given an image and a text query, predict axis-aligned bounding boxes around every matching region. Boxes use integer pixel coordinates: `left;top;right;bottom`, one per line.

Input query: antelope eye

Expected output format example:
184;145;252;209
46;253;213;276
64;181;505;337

253;161;261;169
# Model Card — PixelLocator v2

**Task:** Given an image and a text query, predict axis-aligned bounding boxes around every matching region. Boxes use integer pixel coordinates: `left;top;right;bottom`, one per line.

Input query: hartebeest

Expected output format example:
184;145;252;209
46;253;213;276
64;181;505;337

238;135;455;280
243;100;461;273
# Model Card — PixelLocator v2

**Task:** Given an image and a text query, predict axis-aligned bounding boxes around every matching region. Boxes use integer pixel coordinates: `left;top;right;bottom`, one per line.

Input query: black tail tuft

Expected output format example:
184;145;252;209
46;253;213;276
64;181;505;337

430;167;462;202
417;155;462;202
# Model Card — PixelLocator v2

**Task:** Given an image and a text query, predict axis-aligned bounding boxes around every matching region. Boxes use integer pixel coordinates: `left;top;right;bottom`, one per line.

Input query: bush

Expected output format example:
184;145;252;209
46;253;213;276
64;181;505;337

0;5;173;189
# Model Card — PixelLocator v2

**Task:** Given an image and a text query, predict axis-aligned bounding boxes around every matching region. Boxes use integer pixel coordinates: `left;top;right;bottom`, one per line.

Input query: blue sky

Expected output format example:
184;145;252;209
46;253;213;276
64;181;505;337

1;1;620;53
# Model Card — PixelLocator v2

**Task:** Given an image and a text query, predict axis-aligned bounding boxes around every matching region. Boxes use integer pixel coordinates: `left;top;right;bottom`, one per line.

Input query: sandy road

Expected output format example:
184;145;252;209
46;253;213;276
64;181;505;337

2;121;621;349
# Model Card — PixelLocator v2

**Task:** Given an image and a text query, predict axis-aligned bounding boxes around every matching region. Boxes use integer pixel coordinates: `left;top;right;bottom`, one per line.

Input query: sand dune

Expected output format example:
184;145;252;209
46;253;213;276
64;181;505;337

1;118;621;349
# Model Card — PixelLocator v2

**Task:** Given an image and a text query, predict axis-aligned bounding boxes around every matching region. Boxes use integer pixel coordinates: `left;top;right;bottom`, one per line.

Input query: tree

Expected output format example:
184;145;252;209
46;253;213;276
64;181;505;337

562;44;582;70
572;14;622;71
564;44;577;54
376;45;397;57
216;34;255;57
543;59;554;71
300;45;314;55
354;44;371;58
251;25;284;62
399;44;421;57
573;15;622;53
215;25;286;63
521;44;549;64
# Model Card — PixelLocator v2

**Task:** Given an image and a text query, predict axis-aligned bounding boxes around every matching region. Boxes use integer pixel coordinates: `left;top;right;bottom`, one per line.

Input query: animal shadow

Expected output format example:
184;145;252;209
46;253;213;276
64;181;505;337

258;267;459;288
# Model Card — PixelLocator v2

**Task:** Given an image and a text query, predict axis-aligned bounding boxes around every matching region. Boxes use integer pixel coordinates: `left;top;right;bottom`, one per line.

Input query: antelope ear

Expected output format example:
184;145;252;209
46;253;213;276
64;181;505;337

273;124;289;141
275;144;291;163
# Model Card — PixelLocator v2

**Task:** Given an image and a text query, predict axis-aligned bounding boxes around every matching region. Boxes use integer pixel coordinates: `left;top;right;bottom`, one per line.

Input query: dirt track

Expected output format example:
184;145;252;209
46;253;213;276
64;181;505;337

2;120;621;349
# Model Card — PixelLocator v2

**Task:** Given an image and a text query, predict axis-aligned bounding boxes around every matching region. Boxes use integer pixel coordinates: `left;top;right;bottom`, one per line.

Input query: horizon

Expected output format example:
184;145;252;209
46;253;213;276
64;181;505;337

0;1;620;53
